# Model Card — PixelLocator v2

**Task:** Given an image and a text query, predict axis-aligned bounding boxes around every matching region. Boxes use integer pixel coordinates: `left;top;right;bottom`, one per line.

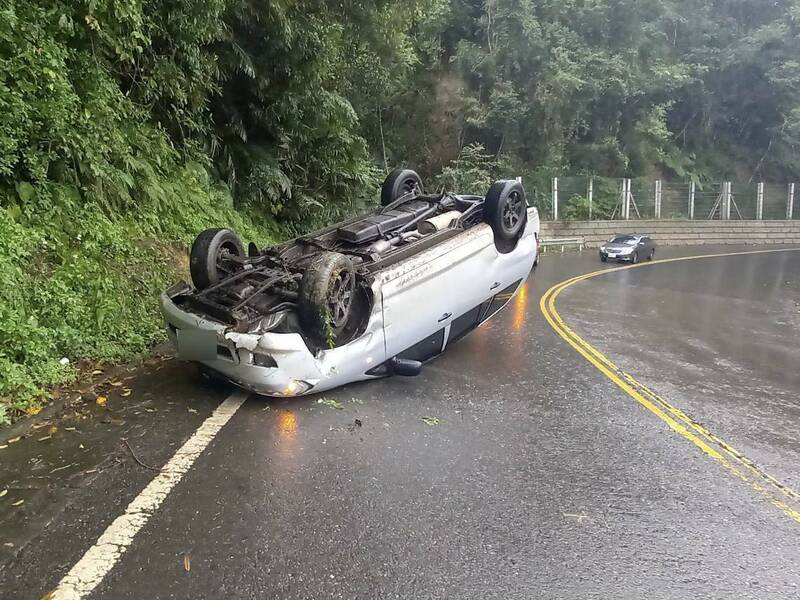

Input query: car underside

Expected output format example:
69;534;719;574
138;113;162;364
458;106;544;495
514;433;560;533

165;170;531;354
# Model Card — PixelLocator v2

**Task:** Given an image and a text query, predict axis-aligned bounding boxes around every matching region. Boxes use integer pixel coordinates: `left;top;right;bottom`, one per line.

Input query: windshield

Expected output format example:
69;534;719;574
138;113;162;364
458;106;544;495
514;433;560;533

610;236;638;245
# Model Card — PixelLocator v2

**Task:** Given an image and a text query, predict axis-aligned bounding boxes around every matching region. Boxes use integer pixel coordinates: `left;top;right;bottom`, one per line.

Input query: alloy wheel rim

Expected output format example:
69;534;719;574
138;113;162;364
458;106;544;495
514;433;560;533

502;191;524;231
329;270;354;327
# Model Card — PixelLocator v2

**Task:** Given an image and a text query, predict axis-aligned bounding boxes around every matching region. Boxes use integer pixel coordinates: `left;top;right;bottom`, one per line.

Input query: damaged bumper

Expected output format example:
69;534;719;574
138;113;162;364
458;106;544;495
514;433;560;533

160;292;324;396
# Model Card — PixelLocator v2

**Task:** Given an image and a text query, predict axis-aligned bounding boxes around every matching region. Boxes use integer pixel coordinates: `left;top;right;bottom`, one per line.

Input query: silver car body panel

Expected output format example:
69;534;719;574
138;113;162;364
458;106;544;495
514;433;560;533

160;207;540;397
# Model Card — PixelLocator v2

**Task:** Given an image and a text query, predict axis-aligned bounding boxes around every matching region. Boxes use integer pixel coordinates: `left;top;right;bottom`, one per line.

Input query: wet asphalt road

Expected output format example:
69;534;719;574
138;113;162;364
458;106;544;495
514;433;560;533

1;245;799;599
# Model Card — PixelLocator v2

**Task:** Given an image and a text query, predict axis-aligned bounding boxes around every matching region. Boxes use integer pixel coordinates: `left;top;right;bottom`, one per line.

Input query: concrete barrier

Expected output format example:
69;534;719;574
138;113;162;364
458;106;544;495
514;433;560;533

539;220;800;249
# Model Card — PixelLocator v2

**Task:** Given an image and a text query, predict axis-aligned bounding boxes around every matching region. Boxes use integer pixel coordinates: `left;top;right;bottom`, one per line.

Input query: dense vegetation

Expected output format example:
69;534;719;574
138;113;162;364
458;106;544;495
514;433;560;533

1;0;799;422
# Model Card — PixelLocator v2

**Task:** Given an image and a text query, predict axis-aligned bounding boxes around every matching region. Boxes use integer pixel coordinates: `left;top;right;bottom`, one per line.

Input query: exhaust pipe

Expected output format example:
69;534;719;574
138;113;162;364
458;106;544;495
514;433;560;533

417;210;462;235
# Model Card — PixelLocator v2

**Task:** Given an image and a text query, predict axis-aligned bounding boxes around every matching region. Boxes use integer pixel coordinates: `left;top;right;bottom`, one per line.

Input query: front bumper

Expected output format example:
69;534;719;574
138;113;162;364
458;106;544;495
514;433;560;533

159;292;324;396
599;251;634;262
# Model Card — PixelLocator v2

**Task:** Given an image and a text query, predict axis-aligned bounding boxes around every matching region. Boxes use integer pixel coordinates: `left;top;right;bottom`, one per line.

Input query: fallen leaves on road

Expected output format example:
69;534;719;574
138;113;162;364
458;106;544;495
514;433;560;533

0;490;7;498
7;436;21;444
121;388;132;397
317;398;344;410
421;416;441;426
37;435;52;442
95;396;107;407
184;555;191;572
110;381;123;387
11;499;24;507
91;369;103;376
26;406;42;416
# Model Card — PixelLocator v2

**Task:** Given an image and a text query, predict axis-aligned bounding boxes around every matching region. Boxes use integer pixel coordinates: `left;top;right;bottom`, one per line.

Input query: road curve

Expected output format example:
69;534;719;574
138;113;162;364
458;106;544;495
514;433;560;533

0;245;798;599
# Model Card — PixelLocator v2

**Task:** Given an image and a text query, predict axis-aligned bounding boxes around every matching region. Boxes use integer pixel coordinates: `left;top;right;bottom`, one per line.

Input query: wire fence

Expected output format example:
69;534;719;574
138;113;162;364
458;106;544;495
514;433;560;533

544;177;798;221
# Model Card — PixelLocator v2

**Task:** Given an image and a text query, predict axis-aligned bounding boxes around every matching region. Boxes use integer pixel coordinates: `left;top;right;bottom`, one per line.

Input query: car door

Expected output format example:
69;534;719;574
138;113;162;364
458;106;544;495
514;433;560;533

636;236;646;257
380;225;499;362
640;236;652;257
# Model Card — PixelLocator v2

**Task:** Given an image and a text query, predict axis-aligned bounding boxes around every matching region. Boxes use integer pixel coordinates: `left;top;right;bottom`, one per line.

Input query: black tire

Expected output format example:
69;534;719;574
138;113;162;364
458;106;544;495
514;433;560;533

484;180;527;249
380;168;423;206
648;249;655;261
632;251;639;264
299;252;359;347
600;256;607;263
190;228;244;290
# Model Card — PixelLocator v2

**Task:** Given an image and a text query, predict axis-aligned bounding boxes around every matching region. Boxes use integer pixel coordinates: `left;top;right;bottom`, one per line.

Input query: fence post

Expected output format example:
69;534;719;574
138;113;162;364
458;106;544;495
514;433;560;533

756;182;764;220
654;180;662;219
689;181;695;220
624;178;631;220
724;182;732;220
788;183;795;220
552;177;558;220
588;177;593;220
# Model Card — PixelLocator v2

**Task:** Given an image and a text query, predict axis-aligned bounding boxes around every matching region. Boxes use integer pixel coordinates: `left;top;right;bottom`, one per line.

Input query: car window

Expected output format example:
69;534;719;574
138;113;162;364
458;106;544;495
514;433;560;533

610;236;636;244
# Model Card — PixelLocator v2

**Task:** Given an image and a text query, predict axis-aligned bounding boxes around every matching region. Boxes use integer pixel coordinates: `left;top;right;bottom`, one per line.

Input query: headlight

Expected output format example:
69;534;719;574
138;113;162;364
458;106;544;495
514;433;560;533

279;380;313;396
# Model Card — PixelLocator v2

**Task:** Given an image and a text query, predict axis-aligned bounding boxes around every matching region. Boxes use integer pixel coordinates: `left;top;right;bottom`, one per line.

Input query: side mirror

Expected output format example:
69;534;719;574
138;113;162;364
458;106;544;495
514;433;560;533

388;357;422;377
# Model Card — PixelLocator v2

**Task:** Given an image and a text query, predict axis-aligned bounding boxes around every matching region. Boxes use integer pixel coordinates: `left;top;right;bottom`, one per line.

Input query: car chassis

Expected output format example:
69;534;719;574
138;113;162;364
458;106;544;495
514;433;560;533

161;170;539;396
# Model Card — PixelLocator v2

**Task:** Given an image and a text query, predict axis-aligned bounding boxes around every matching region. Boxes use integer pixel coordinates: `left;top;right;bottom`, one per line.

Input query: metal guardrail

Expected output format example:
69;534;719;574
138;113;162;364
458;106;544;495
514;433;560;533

540;237;585;252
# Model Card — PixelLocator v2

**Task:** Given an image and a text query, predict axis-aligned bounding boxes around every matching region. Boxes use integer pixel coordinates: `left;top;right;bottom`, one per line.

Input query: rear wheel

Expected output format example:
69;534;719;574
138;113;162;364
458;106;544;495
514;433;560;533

299;252;363;348
648;248;655;261
190;228;244;290
484;180;527;251
381;168;423;206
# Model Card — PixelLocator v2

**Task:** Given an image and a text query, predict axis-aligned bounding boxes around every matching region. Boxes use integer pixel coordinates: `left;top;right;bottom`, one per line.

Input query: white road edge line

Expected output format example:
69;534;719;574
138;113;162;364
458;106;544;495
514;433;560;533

47;390;249;599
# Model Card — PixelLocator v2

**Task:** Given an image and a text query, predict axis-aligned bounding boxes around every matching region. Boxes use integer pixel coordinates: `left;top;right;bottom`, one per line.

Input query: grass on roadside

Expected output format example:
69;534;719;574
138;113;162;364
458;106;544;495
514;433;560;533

0;168;277;426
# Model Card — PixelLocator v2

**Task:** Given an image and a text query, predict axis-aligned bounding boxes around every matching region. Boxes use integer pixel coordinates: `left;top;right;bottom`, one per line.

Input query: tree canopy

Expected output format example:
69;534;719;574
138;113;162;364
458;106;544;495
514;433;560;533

3;0;800;222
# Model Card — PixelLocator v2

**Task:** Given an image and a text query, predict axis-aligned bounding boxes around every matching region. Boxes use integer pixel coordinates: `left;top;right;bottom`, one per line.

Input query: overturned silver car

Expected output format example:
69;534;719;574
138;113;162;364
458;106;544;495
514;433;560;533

160;169;540;396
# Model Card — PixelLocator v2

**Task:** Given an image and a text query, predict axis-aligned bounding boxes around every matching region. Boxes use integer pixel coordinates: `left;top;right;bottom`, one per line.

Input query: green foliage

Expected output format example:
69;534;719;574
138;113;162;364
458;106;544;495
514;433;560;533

3;0;800;423
0;175;269;419
435;143;510;194
0;0;392;422
354;0;800;183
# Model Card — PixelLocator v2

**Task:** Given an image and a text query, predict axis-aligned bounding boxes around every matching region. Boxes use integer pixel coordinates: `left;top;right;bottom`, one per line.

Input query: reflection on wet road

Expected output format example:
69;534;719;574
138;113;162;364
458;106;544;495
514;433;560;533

541;248;800;523
557;248;800;493
1;245;799;599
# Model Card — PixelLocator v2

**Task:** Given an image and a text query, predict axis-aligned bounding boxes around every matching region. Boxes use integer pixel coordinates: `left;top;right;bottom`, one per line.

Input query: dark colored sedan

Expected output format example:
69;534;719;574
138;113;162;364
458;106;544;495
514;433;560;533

599;234;656;263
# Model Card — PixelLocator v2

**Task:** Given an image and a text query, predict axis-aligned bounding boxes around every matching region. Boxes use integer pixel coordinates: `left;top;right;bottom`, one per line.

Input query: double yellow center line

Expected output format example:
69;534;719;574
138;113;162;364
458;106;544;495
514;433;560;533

539;248;800;524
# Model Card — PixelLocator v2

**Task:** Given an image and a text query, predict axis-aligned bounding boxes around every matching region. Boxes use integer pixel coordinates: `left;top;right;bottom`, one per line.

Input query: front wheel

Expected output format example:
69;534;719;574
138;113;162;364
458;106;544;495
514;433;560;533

631;251;639;264
299;252;364;348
